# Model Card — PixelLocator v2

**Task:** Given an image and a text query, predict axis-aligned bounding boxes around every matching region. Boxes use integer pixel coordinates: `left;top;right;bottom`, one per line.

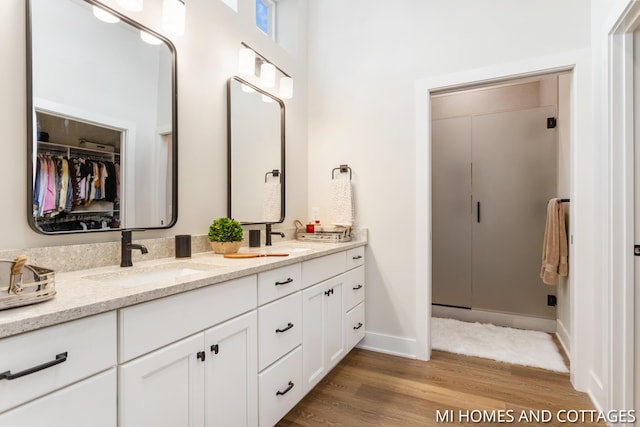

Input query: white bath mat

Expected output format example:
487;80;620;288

431;317;568;373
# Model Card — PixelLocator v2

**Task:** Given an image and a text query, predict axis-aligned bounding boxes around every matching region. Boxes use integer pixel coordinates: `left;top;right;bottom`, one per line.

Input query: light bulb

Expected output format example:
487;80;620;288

279;76;293;99
93;6;120;23
260;63;276;88
163;0;185;36
117;0;143;12
238;48;256;75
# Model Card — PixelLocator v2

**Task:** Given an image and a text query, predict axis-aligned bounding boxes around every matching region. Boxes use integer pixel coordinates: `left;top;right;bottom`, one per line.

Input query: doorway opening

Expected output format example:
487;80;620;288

428;71;573;369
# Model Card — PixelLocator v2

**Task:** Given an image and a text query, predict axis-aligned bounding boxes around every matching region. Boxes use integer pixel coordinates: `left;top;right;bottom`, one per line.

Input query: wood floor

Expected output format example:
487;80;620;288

278;348;602;426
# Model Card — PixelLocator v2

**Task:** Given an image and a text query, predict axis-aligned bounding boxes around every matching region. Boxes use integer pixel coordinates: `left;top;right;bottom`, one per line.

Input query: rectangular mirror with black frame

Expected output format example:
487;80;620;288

27;0;178;234
227;76;285;225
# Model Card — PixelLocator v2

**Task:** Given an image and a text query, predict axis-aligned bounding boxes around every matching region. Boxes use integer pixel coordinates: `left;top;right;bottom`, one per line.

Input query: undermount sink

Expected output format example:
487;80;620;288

83;262;219;287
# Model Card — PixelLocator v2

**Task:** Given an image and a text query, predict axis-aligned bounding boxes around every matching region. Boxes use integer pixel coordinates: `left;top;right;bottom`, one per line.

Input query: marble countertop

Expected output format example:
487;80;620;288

0;238;366;339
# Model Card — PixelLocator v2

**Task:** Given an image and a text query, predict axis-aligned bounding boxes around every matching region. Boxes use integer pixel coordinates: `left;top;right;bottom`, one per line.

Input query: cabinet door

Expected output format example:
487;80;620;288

204;311;258;427
302;274;345;393
0;369;116;427
119;334;205;427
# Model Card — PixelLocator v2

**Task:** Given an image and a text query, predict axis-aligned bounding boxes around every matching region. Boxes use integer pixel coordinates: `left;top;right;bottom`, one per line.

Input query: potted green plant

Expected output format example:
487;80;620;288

208;217;244;254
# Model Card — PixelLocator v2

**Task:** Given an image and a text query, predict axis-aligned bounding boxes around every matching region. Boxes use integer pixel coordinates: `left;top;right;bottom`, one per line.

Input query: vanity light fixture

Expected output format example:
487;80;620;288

260;62;276;88
92;6;120;23
279;76;293;99
140;30;162;45
240;42;293;99
116;0;143;12
162;0;185;36
238;48;256;75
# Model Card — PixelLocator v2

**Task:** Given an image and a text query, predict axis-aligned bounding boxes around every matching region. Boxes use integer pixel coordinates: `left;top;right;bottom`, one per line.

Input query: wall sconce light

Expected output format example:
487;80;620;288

140;30;162;45
93;6;120;23
238;48;256;75
279;76;293;99
260;62;276;88
163;0;185;36
116;0;143;12
240;42;293;99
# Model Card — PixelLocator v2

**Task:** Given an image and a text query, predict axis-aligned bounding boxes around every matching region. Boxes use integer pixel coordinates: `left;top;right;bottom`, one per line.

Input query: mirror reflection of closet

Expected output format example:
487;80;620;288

227;77;285;224
27;0;177;234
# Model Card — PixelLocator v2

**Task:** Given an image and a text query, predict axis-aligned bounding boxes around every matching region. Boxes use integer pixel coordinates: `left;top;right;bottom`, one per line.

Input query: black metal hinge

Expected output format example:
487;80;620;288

634;245;640;256
547;117;557;129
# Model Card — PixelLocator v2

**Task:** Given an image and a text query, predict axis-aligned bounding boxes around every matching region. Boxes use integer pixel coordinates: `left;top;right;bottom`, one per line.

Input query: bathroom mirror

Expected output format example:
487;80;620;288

27;0;177;233
227;77;285;224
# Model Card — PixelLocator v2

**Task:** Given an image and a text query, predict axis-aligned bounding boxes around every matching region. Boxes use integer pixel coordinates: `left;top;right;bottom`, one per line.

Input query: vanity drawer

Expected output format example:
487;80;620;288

258;292;302;371
258;263;302;305
346;247;365;270
119;275;257;362
302;252;346;287
345;302;365;351
344;266;365;312
258;346;303;427
0;312;116;413
0;369;116;427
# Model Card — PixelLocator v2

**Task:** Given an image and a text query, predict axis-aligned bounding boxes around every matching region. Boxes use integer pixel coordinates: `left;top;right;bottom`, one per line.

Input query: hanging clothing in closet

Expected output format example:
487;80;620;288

33;154;120;220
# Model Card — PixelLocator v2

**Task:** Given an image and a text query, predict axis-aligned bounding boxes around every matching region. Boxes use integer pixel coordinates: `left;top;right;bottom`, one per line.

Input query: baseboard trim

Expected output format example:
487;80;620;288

358;331;417;359
555;319;571;357
587;371;606;414
432;305;557;332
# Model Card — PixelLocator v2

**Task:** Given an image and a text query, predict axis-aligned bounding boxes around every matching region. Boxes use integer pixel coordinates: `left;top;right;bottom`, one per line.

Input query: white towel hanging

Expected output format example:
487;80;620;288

262;181;281;222
330;175;354;226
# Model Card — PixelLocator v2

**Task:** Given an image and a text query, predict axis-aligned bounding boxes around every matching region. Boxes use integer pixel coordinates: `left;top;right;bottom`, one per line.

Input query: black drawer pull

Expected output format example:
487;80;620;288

275;278;293;286
276;381;294;396
211;344;219;354
353;322;363;330
275;322;294;333
196;351;206;362
1;352;68;381
352;255;363;260
353;284;363;290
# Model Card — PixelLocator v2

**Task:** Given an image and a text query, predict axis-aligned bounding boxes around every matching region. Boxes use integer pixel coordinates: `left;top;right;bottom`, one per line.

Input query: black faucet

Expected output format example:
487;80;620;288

121;229;148;267
265;223;285;246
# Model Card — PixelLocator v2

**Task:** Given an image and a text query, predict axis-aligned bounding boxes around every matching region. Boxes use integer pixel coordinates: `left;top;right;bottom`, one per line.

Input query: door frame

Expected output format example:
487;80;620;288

414;50;591;390
608;1;640;419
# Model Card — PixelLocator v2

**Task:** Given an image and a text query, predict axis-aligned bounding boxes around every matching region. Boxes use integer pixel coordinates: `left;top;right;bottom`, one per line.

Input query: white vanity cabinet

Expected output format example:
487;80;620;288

118;275;258;427
302;273;346;393
0;312;117;427
300;247;365;395
256;263;304;427
344;265;366;351
120;311;257;427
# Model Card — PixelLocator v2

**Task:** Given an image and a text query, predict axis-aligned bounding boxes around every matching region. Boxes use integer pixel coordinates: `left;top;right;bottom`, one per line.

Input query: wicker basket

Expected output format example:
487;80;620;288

0;259;56;310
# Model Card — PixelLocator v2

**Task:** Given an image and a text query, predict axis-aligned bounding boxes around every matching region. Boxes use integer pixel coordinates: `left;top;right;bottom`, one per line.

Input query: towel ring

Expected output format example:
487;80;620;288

265;169;280;183
331;164;352;181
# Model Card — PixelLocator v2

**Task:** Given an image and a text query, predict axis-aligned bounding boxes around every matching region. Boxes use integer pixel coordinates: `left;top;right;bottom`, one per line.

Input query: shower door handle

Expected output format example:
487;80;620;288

477;201;481;223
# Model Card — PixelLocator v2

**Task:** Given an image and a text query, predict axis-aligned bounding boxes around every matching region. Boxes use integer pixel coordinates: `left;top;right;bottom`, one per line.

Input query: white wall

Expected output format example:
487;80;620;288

0;0;307;249
307;0;590;358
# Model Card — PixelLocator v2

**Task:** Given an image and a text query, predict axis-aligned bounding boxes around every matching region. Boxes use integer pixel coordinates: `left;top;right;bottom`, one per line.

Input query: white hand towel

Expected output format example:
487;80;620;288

330;175;354;226
262;181;281;222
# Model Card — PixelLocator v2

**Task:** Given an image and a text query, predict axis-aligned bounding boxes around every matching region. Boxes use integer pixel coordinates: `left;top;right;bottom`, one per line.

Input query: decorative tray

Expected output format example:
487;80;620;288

295;226;352;243
0;257;56;310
